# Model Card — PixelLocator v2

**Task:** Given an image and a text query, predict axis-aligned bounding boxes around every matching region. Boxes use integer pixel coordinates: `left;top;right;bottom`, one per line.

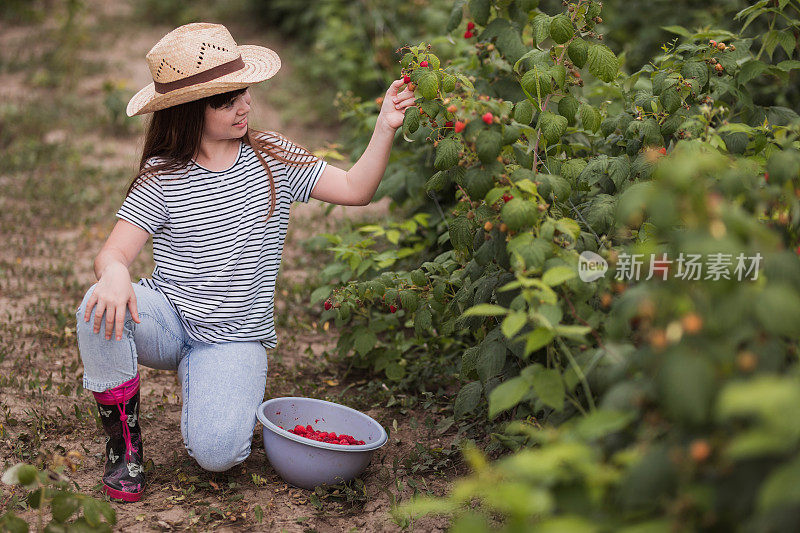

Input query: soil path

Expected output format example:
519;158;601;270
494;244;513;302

0;2;461;531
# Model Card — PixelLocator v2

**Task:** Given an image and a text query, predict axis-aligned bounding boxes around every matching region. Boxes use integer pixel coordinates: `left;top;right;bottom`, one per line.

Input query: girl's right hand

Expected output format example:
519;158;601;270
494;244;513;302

84;263;141;341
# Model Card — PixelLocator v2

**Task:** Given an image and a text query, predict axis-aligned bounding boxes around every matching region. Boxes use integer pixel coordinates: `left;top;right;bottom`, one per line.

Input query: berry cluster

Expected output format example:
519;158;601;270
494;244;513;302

464;21;475;39
282;424;366;445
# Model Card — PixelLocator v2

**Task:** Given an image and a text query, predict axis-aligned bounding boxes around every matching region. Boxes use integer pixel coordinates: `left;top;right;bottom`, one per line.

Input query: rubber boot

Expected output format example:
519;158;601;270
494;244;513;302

93;374;145;502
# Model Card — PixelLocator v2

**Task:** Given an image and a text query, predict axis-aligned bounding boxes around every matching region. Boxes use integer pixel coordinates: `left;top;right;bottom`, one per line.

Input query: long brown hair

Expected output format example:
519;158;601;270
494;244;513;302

126;87;319;222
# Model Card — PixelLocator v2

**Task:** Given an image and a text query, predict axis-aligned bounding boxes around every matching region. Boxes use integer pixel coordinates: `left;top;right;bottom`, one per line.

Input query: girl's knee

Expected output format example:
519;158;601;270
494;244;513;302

186;438;250;472
186;432;252;472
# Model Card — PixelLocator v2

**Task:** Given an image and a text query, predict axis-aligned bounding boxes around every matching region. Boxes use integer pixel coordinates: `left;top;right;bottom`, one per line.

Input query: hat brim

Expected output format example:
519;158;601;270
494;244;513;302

126;45;281;117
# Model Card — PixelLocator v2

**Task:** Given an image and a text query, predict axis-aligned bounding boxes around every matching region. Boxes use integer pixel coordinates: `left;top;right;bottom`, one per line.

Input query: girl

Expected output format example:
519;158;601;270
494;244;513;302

74;22;415;502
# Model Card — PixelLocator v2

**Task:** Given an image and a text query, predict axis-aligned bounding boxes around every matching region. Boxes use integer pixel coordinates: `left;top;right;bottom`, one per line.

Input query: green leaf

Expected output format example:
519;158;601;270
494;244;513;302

415;306;433;334
659;86;682;114
738;60;769;85
446;5;463;33
532;367;565;410
463;167;495;200
538;111;568;144
454;381;483;418
477;341;507;382
469;0;490;26
501;198;539;231
463;304;509;317
385;361;406;381
476;130;503;164
354;330;378;356
579;104;601;133
567;38;588;69
549;14;574;44
777;60;800;72
514;99;534;124
418;70;439;100
554;324;591;340
501;311;527;338
521;68;552;99
542;265;576;286
658;352;715;426
531;14;551;46
660;25;692;38
449;216;472;252
763;30;796;60
399;291;419;313
51;492;80;523
558;95;580;124
524;327;554;356
755;284;800;337
403;106;420;135
681;61;709;89
573;410;634;440
425;170;450;192
758;456;800;512
488;376;531;418
434;138;460;170
587;44;618;83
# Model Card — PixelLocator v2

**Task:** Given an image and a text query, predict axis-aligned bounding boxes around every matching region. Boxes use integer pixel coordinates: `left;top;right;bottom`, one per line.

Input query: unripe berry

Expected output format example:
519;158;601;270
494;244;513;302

447;104;457;113
716;42;726;51
690;440;711;463
484;221;493;231
736;350;758;372
681;313;703;334
499;223;507;233
467;210;475;219
715;63;724;72
709;40;717;47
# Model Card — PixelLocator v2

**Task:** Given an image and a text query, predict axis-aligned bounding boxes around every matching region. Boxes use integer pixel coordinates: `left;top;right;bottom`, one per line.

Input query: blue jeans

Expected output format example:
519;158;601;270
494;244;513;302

75;282;269;472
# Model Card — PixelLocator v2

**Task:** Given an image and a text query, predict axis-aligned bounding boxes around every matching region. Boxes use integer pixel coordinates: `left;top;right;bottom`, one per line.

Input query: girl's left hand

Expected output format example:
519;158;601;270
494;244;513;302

378;78;417;131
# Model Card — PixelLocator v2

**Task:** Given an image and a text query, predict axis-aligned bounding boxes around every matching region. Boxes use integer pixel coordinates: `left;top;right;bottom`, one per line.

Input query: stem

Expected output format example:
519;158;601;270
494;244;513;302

755;11;777;61
532;46;569;173
563;292;606;349
556;337;596;411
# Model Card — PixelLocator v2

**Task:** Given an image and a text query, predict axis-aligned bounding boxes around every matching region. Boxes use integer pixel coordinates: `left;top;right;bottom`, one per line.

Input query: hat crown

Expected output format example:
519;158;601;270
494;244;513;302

145;23;240;84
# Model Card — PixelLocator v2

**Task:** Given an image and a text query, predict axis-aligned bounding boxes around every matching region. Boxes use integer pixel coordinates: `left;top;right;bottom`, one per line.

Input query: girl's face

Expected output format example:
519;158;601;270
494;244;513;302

203;88;252;141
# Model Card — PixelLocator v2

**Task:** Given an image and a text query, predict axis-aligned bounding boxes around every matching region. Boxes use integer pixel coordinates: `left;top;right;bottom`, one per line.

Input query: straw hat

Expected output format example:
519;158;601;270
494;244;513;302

126;22;281;117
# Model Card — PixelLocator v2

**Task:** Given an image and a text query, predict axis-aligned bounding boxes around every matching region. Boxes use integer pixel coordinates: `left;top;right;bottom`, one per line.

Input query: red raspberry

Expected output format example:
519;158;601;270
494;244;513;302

403;75;411;84
293;425;306;433
445;121;454;128
420;60;429;67
455;120;466;133
502;194;513;202
324;300;332;310
764;172;769;182
464;30;474;38
482;112;493;125
389;304;397;313
796;245;800;256
467;21;475;30
658;147;667;155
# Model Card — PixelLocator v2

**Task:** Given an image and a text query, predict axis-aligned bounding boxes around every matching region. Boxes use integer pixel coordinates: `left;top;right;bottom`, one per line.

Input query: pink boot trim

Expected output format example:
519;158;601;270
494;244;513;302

93;374;140;405
103;483;143;502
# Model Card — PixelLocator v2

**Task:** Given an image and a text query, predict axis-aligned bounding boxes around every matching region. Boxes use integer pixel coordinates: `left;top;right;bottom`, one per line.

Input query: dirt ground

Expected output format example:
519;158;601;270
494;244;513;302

0;2;465;531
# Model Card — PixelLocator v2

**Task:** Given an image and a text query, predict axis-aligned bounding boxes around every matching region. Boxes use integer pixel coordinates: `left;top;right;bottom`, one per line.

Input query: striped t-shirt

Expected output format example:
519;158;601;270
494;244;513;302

115;132;327;349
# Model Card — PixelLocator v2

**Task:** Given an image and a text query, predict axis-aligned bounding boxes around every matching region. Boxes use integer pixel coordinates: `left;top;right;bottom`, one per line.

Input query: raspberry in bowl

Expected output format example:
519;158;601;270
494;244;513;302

256;397;388;490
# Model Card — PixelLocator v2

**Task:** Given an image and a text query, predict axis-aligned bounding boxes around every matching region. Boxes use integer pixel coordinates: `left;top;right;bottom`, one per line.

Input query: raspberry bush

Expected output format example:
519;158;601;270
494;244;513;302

308;0;800;528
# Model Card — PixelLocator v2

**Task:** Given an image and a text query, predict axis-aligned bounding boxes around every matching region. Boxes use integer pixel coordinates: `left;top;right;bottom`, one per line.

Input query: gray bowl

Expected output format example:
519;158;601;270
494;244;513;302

256;397;388;490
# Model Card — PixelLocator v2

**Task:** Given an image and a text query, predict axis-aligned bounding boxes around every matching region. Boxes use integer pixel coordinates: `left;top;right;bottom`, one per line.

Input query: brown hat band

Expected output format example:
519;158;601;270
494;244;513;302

153;55;246;94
